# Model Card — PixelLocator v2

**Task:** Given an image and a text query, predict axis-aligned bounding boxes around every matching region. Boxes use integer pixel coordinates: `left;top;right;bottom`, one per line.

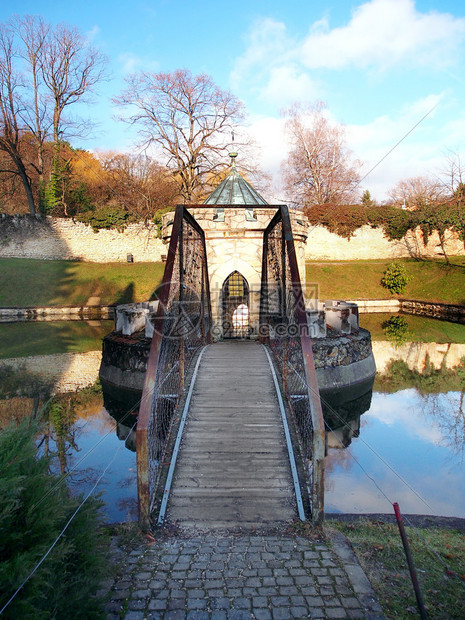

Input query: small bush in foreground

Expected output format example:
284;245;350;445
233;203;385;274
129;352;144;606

0;420;107;619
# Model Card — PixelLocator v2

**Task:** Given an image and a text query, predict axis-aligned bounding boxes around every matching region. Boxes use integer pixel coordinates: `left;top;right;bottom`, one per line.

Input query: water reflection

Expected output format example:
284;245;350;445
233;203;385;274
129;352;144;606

0;320;138;523
325;313;465;517
320;381;373;449
325;389;465;518
416;391;465;462
1;315;465;520
102;387;139;453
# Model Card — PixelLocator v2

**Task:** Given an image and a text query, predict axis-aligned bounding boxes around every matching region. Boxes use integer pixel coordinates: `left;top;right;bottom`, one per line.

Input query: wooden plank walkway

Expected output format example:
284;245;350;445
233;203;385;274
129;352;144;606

164;341;298;530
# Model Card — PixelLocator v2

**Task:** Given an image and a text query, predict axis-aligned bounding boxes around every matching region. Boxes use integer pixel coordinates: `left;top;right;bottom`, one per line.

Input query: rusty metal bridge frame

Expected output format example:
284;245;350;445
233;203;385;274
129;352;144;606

136;204;325;527
259;206;326;524
136;205;212;526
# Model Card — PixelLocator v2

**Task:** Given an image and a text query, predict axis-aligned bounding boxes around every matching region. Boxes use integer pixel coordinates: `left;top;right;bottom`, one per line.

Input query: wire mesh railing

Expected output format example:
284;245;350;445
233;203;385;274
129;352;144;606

260;205;326;524
136;205;212;526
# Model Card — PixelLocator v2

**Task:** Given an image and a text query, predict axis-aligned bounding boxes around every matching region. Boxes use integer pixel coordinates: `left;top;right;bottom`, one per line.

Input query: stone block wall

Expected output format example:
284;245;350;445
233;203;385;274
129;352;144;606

372;341;465;374
0;215;164;262
305;224;465;260
1;213;464;264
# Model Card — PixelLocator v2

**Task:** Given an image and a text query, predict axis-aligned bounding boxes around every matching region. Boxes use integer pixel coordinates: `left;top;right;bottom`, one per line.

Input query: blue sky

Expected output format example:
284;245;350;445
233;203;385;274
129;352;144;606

2;0;465;201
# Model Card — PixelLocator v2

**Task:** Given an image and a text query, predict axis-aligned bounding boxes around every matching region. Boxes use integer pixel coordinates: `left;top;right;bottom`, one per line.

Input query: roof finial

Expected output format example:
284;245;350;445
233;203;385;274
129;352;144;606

229;151;238;170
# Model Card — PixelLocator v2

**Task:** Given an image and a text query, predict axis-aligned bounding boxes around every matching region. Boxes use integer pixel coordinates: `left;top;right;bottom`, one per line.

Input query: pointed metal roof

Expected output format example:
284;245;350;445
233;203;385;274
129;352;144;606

203;153;268;205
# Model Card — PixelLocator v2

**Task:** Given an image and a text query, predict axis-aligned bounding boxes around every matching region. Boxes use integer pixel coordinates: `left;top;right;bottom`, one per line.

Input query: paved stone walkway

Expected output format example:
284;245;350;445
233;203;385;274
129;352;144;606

103;531;384;619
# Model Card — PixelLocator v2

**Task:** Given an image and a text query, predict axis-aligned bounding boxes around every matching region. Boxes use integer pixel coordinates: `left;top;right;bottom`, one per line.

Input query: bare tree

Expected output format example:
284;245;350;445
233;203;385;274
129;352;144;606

388;175;445;209
0;16;107;214
0;15;105;213
114;69;245;202
440;151;465;199
282;102;361;208
13;15;50;187
0;24;36;214
41;22;107;144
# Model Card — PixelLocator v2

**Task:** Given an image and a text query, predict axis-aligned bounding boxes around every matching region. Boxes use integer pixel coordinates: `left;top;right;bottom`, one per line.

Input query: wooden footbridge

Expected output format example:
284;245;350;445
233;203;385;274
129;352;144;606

164;341;300;529
136;205;325;530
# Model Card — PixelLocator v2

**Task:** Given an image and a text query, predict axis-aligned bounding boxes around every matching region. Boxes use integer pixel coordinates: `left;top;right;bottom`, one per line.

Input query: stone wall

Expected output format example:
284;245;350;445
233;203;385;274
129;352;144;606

401;299;465;323
0;215;164;262
305;224;465;260
1;214;464;264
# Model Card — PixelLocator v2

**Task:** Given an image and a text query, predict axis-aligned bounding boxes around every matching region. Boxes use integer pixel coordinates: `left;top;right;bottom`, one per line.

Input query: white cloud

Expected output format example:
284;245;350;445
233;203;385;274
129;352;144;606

231;18;320;111
230;18;291;91
243;92;452;203
301;0;465;71
231;1;465;111
346;93;449;198
117;52;159;75
245;115;288;201
260;65;319;108
86;25;101;42
243;95;448;203
231;2;465;202
368;391;444;445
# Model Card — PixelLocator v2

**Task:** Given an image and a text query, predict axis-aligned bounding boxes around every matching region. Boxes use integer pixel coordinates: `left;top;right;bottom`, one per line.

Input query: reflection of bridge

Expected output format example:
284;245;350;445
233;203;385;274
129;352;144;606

136;204;326;530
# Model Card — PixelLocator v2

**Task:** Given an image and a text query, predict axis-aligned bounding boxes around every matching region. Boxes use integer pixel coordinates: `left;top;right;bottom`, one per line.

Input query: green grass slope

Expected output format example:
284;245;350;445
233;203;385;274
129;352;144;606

0;258;165;307
307;258;465;305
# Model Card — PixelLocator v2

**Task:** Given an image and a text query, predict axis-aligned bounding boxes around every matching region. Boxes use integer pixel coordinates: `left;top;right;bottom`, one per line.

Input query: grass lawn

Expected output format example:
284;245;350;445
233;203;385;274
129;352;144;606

307;257;465;305
1;257;465;308
360;312;465;343
328;519;465;619
0;258;165;307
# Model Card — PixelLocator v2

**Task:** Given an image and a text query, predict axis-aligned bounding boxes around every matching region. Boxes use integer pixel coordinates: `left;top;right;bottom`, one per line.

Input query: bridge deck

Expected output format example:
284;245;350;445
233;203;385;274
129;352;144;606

164;341;298;530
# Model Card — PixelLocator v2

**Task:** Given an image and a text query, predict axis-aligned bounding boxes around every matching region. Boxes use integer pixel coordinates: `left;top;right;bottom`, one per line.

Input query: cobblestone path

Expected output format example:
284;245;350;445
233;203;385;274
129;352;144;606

104;532;384;619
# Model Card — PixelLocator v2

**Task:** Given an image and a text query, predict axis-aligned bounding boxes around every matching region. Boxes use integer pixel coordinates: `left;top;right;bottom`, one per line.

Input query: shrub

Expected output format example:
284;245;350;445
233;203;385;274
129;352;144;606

76;201;133;232
381;262;411;295
0;420;107;618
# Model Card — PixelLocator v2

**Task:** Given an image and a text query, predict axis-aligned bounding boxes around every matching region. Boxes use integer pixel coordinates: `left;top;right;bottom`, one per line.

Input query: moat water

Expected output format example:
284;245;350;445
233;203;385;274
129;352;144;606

0;314;464;522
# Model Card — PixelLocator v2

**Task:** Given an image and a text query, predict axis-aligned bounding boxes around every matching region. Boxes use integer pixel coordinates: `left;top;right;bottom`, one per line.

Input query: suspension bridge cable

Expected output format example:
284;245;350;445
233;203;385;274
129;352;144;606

295;355;465;588
320;413;397;509
0;418;137;616
299;101;441;240
319;386;434;511
357;102;440;187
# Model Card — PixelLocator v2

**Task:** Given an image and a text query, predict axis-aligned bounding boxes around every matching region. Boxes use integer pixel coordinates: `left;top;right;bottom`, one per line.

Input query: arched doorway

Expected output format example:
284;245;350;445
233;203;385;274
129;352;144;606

222;271;250;338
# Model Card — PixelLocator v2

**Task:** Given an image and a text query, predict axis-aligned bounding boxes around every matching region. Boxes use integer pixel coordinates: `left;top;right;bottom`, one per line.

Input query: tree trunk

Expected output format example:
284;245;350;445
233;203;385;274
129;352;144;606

439;232;450;265
16;157;36;215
